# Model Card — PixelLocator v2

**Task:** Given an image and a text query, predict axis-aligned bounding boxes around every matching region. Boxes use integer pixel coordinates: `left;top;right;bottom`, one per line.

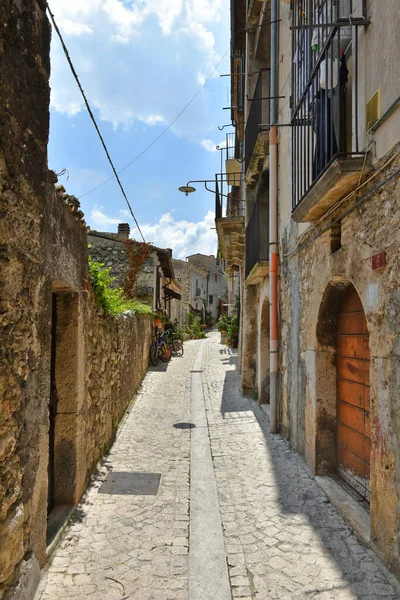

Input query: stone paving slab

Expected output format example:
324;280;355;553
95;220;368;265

35;342;199;600
203;332;400;600
34;333;400;600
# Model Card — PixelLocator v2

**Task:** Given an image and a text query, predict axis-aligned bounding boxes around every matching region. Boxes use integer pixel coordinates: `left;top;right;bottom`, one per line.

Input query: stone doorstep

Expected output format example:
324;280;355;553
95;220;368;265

46;505;76;559
314;476;370;544
315;476;400;597
257;402;400;595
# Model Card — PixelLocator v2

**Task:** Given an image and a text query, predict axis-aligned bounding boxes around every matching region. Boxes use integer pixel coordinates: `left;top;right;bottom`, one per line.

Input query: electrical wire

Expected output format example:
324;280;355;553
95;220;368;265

46;2;147;242
77;51;229;200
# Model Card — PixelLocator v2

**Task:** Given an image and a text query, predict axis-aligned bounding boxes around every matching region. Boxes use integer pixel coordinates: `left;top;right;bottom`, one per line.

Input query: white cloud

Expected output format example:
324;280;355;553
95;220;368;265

201;139;217;152
90;206;123;229
140;114;165;126
49;0;228;132
102;0;144;43
89;207;217;259
201;138;226;152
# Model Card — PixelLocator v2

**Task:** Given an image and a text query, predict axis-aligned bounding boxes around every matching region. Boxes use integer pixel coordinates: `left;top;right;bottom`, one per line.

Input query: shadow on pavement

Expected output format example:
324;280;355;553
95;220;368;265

216;349;397;599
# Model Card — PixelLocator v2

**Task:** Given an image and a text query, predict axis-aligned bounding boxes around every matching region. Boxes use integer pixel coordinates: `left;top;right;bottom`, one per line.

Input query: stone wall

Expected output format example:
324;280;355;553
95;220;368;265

0;0;51;595
0;5;153;595
280;149;400;573
0;179;153;599
87;233;129;288
85;305;152;470
1;179;153;599
88;232;156;304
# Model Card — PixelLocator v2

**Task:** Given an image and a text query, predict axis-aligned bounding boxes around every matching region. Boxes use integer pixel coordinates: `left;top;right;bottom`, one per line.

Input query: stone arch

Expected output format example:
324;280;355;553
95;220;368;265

257;297;270;404
313;278;369;477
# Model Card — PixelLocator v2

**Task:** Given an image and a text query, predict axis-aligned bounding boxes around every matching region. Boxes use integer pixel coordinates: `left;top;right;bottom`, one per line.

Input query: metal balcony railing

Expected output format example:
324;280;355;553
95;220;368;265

215;172;243;220
215;178;222;219
226;187;241;218
218;132;236;161
245;197;269;279
291;0;367;211
245;69;270;173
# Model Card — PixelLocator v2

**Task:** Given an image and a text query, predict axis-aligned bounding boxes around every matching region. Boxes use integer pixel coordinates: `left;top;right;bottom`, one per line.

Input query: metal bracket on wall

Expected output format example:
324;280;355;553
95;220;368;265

245;18;282;32
217;122;244;131
246;94;285;102
259;123;292;129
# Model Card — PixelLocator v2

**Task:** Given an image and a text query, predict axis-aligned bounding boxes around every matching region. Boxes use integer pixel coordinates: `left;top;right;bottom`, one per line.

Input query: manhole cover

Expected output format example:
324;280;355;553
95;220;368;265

174;422;195;429
99;472;161;496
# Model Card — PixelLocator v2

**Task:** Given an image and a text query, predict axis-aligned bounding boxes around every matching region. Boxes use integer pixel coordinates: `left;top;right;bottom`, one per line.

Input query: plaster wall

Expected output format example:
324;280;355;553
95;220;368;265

189;267;207;312
207;272;228;322
355;0;400;161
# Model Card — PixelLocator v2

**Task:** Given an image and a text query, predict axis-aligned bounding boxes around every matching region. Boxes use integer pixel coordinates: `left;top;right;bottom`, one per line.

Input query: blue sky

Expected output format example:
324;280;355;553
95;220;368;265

49;0;231;258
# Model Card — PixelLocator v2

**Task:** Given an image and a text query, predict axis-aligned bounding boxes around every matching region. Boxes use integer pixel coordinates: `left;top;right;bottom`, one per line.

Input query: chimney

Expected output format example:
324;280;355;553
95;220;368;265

117;223;130;241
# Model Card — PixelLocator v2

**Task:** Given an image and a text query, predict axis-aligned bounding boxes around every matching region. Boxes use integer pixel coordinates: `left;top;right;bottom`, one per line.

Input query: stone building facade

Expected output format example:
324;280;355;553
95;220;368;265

219;0;400;576
0;5;152;598
172;255;228;325
88;226;182;318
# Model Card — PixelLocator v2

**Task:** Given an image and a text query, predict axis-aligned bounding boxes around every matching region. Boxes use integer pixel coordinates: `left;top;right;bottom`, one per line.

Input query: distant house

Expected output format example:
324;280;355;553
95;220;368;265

172;254;228;324
88;223;182;318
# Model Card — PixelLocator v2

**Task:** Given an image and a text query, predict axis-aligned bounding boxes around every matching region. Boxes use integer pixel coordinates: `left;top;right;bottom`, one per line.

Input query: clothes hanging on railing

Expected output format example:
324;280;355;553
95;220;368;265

312;54;348;179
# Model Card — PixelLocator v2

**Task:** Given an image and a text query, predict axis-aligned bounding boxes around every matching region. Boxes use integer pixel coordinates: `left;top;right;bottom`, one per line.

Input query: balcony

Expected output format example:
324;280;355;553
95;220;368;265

245;69;270;186
215;178;245;274
245;196;269;284
291;0;370;222
222;132;241;187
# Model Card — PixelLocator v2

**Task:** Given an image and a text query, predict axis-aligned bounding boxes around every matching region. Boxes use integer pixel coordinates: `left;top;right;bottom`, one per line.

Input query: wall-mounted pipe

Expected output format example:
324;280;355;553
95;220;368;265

269;0;279;434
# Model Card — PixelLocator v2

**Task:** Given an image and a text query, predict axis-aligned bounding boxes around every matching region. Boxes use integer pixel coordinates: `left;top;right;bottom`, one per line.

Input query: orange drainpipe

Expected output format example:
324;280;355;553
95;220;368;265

269;125;279;434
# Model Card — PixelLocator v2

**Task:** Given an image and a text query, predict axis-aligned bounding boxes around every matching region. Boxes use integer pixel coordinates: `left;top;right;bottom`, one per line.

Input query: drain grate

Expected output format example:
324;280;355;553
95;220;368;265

99;472;161;496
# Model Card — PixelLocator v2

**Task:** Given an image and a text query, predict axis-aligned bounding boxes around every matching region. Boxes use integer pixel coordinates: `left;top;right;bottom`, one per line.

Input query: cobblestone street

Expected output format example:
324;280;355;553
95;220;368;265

35;333;400;600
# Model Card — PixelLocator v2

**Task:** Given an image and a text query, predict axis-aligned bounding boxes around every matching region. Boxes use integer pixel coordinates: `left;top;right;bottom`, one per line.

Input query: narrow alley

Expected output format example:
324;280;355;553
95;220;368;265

34;333;399;600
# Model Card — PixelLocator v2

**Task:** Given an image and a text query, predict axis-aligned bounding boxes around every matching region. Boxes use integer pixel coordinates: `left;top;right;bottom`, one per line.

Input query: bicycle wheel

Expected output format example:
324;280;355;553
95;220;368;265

160;342;172;362
149;343;159;366
173;340;184;357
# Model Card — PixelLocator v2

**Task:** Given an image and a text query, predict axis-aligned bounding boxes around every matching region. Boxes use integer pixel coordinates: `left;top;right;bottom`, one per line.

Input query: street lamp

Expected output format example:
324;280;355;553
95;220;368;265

178;176;234;200
178;185;196;196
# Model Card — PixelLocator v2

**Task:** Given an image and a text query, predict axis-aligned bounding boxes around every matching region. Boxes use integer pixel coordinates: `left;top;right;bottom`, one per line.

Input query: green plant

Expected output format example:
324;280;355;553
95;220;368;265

185;312;206;339
217;314;232;332
226;316;239;347
187;311;195;328
88;256;153;317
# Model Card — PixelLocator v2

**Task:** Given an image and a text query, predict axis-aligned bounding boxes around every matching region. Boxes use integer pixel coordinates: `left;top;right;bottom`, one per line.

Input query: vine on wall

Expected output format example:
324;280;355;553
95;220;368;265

88;255;153;316
124;239;153;298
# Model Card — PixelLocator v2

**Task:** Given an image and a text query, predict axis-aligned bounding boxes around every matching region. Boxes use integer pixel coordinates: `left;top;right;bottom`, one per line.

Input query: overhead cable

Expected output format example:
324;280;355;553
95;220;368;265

46;2;146;243
78;50;229;200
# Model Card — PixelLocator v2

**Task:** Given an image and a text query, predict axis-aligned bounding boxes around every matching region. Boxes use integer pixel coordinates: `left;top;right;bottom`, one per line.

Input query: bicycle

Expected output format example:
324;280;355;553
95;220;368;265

163;330;184;357
149;330;172;366
171;333;184;357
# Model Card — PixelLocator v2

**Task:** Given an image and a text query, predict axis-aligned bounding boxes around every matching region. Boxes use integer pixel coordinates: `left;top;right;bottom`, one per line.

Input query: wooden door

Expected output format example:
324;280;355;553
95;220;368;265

336;286;371;500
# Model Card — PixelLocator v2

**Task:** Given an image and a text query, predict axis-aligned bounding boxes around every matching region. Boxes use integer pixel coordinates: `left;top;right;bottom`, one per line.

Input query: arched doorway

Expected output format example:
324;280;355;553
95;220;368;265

336;285;371;500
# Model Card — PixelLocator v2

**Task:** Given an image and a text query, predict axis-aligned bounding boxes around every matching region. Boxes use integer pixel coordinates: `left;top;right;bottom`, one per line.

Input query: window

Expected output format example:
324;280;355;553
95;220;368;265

209;295;213;305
